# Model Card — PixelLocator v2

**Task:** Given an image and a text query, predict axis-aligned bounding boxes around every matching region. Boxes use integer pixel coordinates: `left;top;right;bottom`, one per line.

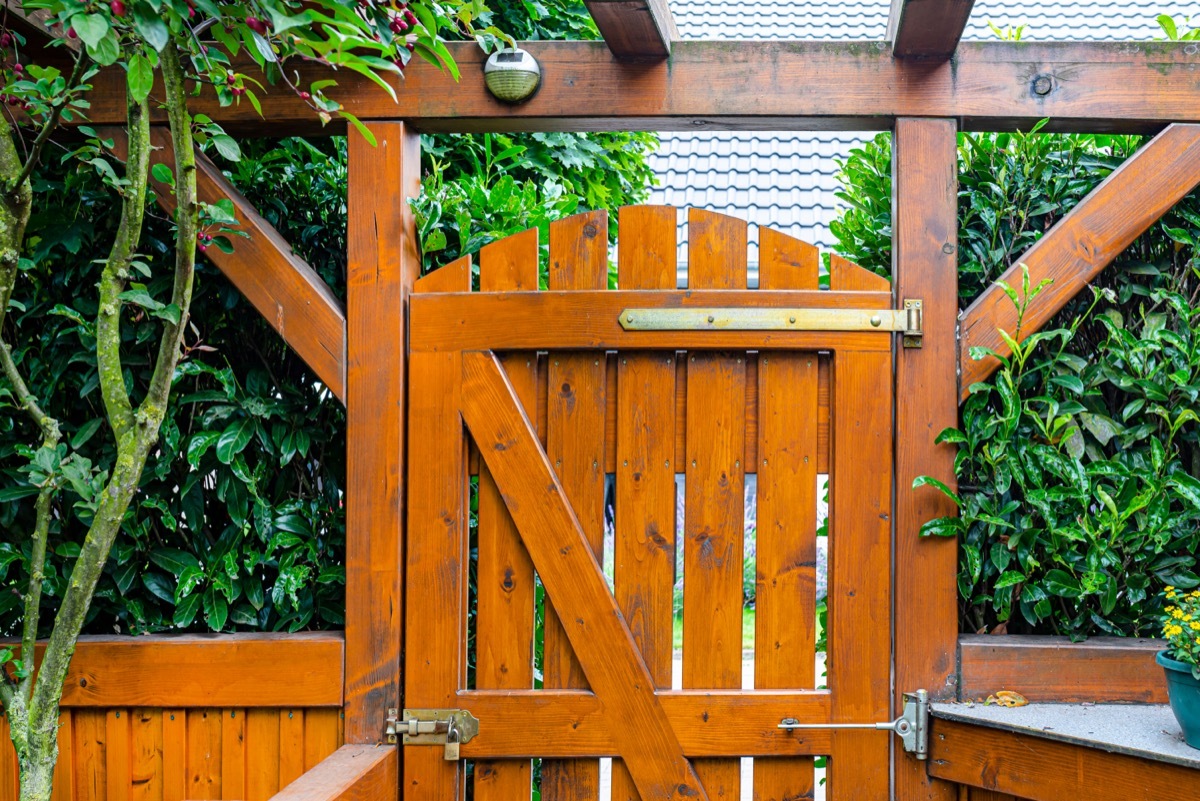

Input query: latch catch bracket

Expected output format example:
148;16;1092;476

778;689;929;760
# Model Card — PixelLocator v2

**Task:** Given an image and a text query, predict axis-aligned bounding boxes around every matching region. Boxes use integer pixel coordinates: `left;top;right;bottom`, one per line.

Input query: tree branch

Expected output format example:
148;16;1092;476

0;338;60;445
8;52;89;197
96;90;150;443
142;44;196;422
19;486;53;704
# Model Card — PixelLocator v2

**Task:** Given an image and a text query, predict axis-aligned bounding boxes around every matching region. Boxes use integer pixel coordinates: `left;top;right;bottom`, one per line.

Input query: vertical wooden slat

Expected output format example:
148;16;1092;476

245;709;280;801
406;259;471;801
754;226;819;801
186;709;221;800
829;254;890;292
74;709;106;801
345;121;421;752
893;116;961;801
475;227;540;801
278;710;305;789
1;711;17;800
611;205;679;801
130;709;161;801
162;710;187;801
105;710;131;800
543;211;609;801
683;208;747;801
52;712;76;801
303;709;341;771
827;348;893;800
220;710;246;800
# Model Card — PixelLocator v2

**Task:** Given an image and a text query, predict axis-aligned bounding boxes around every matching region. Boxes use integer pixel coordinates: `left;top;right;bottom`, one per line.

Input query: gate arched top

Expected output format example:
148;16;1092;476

417;206;892;294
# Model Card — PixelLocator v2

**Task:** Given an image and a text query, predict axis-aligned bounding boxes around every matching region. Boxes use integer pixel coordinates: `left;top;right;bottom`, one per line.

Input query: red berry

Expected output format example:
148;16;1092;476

198;244;208;253
226;73;236;85
110;0;126;17
299;91;310;100
233;87;245;96
404;9;416;24
245;16;267;35
406;41;415;51
0;33;12;47
67;27;77;39
11;62;21;72
188;7;194;17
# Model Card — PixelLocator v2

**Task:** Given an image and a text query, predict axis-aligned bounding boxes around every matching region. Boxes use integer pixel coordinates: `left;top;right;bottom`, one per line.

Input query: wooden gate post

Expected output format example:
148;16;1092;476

893;117;960;801
345;121;422;758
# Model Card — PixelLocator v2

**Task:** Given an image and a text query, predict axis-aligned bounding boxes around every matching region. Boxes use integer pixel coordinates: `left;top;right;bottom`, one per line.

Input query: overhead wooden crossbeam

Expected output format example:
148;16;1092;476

958;123;1200;398
57;41;1200;135
105;128;348;402
887;0;976;59
584;0;678;60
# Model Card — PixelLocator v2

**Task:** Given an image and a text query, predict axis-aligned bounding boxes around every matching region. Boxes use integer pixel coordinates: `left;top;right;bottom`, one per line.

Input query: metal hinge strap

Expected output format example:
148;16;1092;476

618;300;924;348
778;689;929;759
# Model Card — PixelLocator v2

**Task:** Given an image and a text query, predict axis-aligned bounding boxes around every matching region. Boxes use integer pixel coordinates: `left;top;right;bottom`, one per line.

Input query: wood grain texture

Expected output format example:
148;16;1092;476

958;635;1167;703
887;0;976;58
475;229;540;801
186;709;222;800
461;350;708;801
827;349;893;800
105;127;347;401
754;226;819;801
456;690;833;757
893;118;961;801
411;287;891;353
268;744;397;801
928;718;1200;800
829;254;890;292
344;122;420;745
959;123;1200;397
403;346;468;801
683;209;747;801
543;212;608;801
68;41;1200;134
279;710;307;789
584;0;678;59
611;204;679;801
0;633;344;708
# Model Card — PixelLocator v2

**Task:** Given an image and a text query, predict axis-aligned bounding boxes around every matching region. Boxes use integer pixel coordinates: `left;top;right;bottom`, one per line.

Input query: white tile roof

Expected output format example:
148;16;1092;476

647;1;1196;265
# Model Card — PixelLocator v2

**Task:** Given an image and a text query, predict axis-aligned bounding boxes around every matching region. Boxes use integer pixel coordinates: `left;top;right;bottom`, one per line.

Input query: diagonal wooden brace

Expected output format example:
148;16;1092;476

460;350;708;801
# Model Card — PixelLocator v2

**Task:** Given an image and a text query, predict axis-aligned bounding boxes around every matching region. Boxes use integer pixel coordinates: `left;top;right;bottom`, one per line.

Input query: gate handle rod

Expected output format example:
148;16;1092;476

776;689;928;759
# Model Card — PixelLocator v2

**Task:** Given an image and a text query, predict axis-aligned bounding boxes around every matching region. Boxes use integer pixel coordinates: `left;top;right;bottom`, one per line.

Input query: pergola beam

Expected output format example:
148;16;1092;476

958;123;1200;398
55;41;1200;135
584;0;678;60
887;0;976;59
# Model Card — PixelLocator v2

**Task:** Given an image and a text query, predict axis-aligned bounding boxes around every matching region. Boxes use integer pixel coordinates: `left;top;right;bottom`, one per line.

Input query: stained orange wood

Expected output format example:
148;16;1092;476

163;710;187;801
1;712;16;800
928;718;1200;800
584;0;677;59
185;709;221;800
74;710;106;801
827;349;893;799
220;710;246;798
105;128;348;401
403;347;468;801
829;253;890;292
304;710;342;772
53;712;76;801
410;288;893;353
246;709;282;800
958;635;1167;703
105;710;131;801
959;123;1200;398
413;254;472;294
611;204;678;801
267;744;397;801
543;211;608;801
279;710;306;789
475;228;540;801
893;117;961;801
344;122;421;745
461;350;708;801
888;0;975;58
70;41;1200;134
457;690;833;757
130;709;162;801
754;225;819;801
683;209;747;801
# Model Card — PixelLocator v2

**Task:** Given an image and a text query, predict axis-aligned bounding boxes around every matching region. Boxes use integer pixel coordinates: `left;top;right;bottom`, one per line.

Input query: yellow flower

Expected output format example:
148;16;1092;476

1189;622;1200;631
1174;609;1186;619
1167;586;1177;591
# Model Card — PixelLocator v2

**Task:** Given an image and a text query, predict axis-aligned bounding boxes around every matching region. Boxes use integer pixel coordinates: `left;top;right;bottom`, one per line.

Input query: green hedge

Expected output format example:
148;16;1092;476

833;129;1200;638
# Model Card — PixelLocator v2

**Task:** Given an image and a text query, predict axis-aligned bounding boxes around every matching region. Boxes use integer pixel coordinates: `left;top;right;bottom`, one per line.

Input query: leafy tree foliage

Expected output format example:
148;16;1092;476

833;127;1200;638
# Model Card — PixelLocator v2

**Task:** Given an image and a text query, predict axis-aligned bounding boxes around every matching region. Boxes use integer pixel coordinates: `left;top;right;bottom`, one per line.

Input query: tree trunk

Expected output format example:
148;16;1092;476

16;742;55;801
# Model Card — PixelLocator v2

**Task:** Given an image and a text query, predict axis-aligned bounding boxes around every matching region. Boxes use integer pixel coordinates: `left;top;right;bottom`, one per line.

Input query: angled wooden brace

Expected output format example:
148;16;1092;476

104;127;348;402
959;123;1200;400
460;350;708;801
584;0;678;60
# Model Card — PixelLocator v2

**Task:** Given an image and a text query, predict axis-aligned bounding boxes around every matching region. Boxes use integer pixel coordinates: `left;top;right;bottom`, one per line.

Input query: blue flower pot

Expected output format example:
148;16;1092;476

1157;650;1200;750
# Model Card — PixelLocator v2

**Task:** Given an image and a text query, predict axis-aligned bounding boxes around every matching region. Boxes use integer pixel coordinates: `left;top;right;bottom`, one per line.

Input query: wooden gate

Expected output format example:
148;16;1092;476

403;206;896;800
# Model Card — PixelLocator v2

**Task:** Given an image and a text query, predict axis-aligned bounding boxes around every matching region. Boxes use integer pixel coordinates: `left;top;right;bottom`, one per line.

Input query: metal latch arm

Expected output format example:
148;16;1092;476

777;689;929;759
